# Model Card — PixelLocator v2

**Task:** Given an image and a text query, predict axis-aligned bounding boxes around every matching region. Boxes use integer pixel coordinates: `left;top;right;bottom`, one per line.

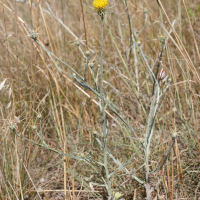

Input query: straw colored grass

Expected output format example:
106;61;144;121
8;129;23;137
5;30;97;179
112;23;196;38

0;0;199;199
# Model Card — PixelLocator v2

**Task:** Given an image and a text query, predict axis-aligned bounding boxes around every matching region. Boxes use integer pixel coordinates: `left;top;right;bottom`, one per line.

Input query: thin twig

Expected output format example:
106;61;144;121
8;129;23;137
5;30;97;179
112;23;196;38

80;0;87;47
84;54;90;81
151;137;176;173
124;0;132;63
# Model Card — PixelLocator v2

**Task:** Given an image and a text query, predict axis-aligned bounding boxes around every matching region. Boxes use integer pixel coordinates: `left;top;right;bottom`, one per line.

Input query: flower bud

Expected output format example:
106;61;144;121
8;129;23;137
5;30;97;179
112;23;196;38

86;49;90;57
32;125;37;130
88;62;94;69
37;113;42;119
172;132;178;138
75;38;80;46
137;40;141;46
9;123;16;131
159;35;165;44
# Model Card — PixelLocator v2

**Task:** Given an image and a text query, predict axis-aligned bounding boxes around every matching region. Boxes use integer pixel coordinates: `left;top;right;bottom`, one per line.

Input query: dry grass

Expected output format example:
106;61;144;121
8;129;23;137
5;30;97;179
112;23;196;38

0;0;200;199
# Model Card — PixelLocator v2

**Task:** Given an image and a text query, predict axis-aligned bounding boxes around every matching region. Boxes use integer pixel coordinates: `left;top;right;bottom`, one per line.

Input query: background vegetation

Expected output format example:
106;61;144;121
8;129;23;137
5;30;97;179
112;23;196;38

0;0;199;199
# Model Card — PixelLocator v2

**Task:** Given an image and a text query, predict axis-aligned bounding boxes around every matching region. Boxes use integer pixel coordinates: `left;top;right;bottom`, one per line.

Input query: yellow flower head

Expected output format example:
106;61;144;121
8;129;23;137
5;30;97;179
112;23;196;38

93;0;108;11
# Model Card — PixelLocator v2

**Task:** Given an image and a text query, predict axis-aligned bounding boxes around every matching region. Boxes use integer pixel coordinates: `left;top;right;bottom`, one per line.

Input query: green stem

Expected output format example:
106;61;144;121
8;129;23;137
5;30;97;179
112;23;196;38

100;14;111;197
100;15;104;97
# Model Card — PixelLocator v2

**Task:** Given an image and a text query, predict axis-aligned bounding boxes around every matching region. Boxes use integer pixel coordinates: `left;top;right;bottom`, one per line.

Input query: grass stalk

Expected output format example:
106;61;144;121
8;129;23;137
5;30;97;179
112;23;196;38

1;1;199;199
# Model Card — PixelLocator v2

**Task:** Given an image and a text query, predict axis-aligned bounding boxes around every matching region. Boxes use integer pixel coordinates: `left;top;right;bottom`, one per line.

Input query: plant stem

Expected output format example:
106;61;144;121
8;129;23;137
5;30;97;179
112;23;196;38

100;14;111;197
100;15;104;97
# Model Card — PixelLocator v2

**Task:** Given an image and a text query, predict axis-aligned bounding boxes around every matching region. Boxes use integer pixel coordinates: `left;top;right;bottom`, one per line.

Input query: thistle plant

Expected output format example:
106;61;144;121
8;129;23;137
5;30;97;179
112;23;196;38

6;1;179;199
93;0;112;197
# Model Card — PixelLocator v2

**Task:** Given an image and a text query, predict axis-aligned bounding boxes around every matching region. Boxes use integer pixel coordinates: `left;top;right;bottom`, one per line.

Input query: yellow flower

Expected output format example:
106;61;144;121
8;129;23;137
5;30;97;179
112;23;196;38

93;0;108;11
